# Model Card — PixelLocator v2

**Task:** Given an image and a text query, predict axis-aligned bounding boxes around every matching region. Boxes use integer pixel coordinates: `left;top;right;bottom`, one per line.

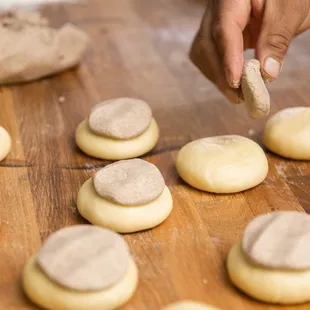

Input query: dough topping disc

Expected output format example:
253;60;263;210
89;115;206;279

93;159;165;206
242;211;310;270
37;225;131;291
88;98;153;139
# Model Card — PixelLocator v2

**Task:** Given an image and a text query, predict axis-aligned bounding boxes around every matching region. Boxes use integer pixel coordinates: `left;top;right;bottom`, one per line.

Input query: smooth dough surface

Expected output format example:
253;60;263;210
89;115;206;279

163;300;219;310
77;178;173;233
263;107;310;160
0;126;11;161
176;135;268;193
23;256;138;310
227;242;310;304
75;118;159;160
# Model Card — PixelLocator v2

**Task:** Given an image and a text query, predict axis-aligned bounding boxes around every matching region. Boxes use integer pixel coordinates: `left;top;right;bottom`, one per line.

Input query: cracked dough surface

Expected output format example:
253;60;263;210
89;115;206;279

77;178;173;233
227;242;310;304
75;118;159;160
263;107;310;160
163;301;219;309
23;256;138;310
176;135;268;193
242;59;270;119
0;126;11;161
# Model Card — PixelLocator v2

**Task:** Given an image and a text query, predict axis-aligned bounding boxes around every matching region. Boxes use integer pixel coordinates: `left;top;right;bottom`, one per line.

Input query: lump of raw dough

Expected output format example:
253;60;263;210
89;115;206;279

77;159;173;233
241;59;270;119
0;126;11;161
23;225;138;310
93;159;165;205
227;211;310;304
176;135;268;193
0;9;89;85
163;300;220;310
75;98;159;160
263;107;310;160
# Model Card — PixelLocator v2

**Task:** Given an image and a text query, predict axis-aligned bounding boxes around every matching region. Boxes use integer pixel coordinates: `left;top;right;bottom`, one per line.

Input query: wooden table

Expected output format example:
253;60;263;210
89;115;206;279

1;0;310;309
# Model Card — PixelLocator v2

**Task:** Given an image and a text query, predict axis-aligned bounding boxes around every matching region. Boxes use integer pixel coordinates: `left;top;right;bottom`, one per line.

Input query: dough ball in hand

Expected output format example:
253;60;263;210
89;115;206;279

241;59;270;119
176;135;268;193
263;107;310;160
0;9;89;85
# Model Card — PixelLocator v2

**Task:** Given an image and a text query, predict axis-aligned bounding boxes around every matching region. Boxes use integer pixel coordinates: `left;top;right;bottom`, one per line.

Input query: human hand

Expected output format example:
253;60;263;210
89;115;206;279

190;0;310;103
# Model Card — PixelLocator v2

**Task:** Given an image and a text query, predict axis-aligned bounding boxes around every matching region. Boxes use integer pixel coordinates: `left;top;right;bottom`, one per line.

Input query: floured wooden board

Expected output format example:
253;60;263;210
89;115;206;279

1;0;310;309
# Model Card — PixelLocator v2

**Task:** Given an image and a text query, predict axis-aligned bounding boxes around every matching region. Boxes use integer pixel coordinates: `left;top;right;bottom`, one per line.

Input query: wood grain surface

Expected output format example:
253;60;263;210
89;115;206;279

1;0;310;309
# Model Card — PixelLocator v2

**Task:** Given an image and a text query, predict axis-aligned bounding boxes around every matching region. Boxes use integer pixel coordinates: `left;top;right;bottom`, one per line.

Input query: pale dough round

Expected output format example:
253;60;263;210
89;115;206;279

75;118;159;160
263;107;310;160
0;126;11;161
77;178;173;233
163;300;219;310
227;242;310;304
176;135;268;193
23;256;138;310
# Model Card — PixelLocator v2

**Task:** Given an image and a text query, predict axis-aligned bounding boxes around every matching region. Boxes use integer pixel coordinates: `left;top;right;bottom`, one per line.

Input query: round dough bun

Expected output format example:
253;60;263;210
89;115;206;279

227;242;310;305
263;107;310;160
0;126;11;161
176;135;268;193
77;178;173;233
163;300;219;310
75;118;159;160
23;256;138;310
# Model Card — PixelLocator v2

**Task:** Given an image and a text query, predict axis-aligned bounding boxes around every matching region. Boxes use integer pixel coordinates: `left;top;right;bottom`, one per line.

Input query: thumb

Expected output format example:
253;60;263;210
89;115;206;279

256;2;299;82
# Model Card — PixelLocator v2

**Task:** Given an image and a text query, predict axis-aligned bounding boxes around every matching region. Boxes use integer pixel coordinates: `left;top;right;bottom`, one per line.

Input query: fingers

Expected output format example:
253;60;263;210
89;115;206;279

255;0;300;82
212;0;251;88
190;8;243;104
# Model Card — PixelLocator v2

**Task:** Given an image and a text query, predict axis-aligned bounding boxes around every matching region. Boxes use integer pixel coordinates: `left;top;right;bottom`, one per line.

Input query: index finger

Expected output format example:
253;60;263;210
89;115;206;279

212;0;251;88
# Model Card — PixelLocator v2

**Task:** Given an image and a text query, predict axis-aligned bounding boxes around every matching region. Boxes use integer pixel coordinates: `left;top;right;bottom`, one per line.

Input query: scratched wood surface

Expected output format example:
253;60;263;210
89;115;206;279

1;0;310;309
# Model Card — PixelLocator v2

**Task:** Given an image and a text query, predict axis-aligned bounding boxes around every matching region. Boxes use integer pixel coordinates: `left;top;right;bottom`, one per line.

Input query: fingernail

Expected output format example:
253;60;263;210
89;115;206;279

264;57;281;78
225;68;240;88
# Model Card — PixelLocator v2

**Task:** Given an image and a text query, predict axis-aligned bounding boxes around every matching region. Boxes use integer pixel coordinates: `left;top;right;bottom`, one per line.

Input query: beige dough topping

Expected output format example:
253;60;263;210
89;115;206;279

88;98;153;139
242;211;310;270
93;158;165;206
242;59;270;119
0;9;89;85
37;225;131;291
